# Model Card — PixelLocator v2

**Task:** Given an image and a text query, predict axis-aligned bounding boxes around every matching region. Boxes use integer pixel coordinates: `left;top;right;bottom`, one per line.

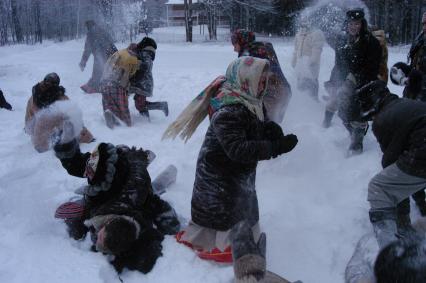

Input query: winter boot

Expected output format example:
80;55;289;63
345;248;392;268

146;101;169;117
413;189;426;216
396;213;417;239
104;110;120;129
139;106;150;120
322;110;334;128
0;90;12;110
369;208;398;249
80;83;97;94
347;126;366;157
230;221;266;282
152;165;178;195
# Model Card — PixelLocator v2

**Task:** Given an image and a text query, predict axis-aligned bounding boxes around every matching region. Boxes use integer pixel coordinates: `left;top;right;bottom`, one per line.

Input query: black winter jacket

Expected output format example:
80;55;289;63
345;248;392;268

372;95;426;178
327;29;382;88
54;141;179;273
191;104;275;231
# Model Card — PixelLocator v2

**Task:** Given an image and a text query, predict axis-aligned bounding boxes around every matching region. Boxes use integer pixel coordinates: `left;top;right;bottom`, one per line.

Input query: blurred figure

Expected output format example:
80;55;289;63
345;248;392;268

0;89;12;110
231;29;292;123
370;26;389;83
345;218;426;283
391;12;426;101
79;20;117;94
292;17;325;101
100;37;168;128
321;8;381;157
25;73;94;152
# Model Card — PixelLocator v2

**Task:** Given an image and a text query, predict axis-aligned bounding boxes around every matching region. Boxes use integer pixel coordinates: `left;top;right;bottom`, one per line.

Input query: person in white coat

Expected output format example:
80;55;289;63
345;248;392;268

292;18;325;101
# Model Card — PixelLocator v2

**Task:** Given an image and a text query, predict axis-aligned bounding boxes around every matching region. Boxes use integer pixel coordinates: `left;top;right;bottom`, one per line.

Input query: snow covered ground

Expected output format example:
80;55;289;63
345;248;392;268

0;35;412;283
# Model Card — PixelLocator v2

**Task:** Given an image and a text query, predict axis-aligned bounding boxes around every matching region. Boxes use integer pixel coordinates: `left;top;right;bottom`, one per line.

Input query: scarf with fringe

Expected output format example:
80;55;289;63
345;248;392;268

163;56;269;142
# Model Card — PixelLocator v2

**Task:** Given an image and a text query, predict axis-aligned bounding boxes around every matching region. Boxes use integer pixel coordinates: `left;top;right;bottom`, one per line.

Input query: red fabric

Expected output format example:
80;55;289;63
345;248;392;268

176;231;233;263
101;86;131;126
55;201;85;219
134;94;147;112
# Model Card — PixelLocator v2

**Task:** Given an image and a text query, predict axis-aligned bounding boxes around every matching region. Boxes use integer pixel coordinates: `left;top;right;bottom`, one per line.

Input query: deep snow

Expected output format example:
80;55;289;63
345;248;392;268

0;33;413;283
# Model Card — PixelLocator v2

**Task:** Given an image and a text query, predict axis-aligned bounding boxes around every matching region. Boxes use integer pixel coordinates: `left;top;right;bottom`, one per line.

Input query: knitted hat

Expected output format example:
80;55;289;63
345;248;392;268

43;72;60;86
346;8;365;21
137;37;157;51
84;143;118;192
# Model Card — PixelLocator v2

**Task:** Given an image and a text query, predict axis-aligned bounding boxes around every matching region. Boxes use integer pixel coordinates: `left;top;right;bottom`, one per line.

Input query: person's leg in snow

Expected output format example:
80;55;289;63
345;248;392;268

368;163;426;249
55;198;89;240
101;86;131;128
134;93;169;120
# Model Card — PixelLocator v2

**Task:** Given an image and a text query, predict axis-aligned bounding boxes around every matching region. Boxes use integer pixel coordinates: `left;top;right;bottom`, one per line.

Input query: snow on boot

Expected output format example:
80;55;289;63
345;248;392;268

322;110;334;128
347;127;365;157
152;165;178;195
369;208;398;249
80;83;97;94
147;101;169;117
396;213;417;240
104;110;119;129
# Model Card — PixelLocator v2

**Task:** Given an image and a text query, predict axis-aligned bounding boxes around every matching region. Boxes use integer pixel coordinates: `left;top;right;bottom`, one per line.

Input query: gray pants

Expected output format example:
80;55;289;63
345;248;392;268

368;163;426;209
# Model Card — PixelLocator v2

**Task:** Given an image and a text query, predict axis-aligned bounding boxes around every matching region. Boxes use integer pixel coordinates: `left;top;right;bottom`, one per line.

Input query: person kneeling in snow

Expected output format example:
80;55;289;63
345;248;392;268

54;124;180;274
25;73;94;152
0;89;12;110
357;80;426;249
163;56;298;263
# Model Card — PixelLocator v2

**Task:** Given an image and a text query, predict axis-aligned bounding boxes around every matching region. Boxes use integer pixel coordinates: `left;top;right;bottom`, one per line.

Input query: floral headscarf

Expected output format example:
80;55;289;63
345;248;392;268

163;56;269;142
231;29;256;56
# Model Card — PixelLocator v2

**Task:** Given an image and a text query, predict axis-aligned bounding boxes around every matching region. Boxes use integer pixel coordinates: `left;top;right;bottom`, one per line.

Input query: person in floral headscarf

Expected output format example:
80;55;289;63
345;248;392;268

163;56;298;263
231;29;292;123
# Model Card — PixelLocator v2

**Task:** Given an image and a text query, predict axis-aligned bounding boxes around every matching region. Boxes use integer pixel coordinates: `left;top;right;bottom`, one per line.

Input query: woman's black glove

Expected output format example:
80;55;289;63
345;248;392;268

271;134;298;158
264;121;284;140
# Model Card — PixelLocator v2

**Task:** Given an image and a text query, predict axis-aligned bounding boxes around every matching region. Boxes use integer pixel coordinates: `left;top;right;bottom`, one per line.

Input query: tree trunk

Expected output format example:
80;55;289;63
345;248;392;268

11;0;23;43
184;0;193;42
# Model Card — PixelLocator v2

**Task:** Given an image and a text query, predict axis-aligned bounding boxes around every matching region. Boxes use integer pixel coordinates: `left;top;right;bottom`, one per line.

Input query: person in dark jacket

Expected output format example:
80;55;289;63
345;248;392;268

231;29;292;123
322;9;382;156
100;37;168;128
53;123;180;274
163;56;298;263
79;20;118;94
0;89;12;110
357;80;426;249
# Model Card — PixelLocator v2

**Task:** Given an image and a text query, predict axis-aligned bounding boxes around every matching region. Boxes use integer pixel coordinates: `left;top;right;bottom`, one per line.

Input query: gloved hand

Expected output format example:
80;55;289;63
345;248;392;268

79;61;86;71
0;90;12;111
264;121;284;140
52;120;75;146
271;134;298;158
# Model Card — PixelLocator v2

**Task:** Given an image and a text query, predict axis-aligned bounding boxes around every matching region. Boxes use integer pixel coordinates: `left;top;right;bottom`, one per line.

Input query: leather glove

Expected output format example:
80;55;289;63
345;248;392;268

271;134;298;158
264;121;284;140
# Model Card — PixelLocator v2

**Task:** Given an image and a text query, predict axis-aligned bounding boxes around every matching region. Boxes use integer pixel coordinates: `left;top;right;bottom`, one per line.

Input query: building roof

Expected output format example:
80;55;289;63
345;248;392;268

166;0;185;4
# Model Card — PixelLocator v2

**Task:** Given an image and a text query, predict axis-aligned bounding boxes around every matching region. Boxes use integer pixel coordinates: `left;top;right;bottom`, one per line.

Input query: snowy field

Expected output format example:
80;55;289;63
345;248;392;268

0;35;412;283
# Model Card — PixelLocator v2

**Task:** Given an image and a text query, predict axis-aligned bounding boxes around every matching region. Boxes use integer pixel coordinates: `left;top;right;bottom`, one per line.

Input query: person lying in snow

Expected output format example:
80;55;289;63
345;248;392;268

345;218;426;283
25;73;94;152
54;122;180;274
163;56;298;263
0;89;12;110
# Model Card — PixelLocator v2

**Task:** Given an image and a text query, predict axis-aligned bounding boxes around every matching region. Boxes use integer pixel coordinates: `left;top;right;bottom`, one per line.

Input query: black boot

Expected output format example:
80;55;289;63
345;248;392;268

146;101;169;117
347;125;366;157
0;90;12;110
396;212;417;239
413;190;426;216
322;110;334;128
139;106;150;120
369;208;398;249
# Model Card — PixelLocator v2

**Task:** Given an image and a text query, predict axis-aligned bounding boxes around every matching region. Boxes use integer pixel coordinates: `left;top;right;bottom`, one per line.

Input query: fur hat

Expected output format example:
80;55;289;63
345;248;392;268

137;37;157;51
390;62;411;86
84;143;118;192
103;216;139;255
346;8;365;21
